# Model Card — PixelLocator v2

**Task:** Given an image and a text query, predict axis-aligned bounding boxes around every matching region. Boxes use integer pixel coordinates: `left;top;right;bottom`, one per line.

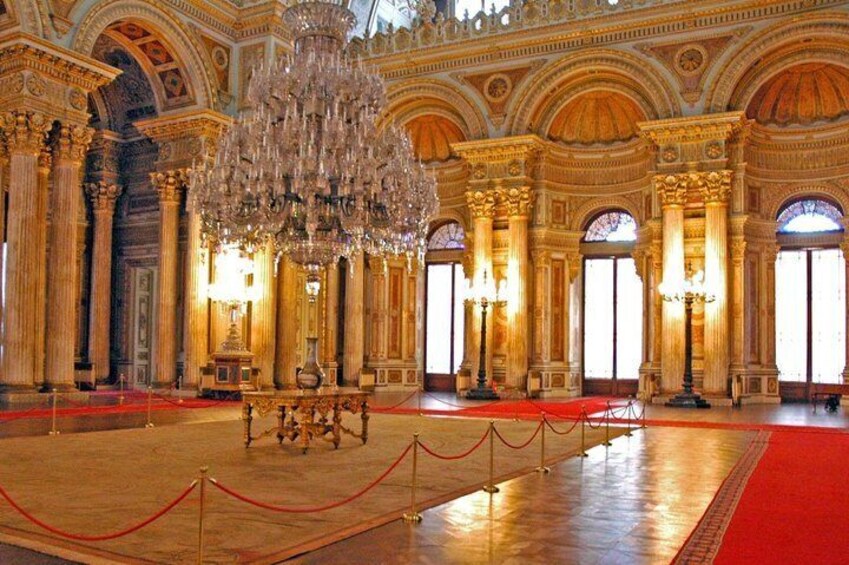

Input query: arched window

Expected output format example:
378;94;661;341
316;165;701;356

428;222;466;250
584;211;638;242
777;199;843;233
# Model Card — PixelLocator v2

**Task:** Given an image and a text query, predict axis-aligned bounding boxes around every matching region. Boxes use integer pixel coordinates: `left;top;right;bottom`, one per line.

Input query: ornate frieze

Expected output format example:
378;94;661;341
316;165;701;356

639;112;749;169
452;135;546;180
0;111;51;155
54;124;94;164
151;169;188;204
86;181;123;211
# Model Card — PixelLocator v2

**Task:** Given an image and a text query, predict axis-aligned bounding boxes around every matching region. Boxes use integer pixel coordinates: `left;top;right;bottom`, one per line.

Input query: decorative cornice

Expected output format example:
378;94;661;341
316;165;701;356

638;112;748;146
452;134;546;165
0;111;51;156
136;110;232;167
86;181;123;212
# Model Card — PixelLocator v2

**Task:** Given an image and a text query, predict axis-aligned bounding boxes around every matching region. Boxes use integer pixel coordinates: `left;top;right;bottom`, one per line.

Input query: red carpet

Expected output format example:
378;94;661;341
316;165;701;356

0;396;237;421
711;430;849;564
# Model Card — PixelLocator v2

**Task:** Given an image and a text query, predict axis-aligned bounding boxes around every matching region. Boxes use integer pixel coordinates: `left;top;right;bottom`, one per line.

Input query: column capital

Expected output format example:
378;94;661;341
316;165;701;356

654;173;688;207
151;169;188;204
531;249;551;268
0;111;51;156
86;181;123;212
696;170;733;204
565;251;582;283
54;123;93;164
466;190;497;219
503;186;533;218
37;145;51;171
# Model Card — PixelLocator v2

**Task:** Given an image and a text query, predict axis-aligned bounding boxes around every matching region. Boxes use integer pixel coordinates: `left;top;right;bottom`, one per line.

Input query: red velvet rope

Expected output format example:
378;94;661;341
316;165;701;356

523;399;585;421
0;481;197;541
544;416;581;436
209;443;412;513
584;409;605;430
422;392;502;409
418;427;490;460
492;421;543;450
369;390;420;412
153;393;229;409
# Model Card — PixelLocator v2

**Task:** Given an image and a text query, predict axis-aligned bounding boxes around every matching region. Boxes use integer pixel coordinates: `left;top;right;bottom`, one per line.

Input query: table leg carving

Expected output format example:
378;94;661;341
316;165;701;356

243;403;253;447
361;402;369;445
332;403;342;448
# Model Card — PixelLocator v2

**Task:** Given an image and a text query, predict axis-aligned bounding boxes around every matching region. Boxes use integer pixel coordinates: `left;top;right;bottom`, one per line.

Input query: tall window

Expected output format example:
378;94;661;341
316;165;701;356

776;199;846;387
582;212;643;386
425;223;466;388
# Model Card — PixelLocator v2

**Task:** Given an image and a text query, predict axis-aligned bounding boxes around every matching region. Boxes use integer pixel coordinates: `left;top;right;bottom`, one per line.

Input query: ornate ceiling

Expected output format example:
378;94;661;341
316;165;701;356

405;115;466;163
747;63;849;127
547;91;646;145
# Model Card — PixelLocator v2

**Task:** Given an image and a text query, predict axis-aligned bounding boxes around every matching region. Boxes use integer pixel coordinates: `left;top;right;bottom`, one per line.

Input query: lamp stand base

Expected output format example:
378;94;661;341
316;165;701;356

466;387;500;401
665;392;711;409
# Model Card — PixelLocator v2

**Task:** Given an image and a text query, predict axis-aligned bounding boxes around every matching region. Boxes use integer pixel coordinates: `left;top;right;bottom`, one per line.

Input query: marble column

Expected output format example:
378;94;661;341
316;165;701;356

275;257;300;388
44;124;93;391
0;112;51;392
323;263;340;379
33;148;51;389
250;244;277;389
343;253;365;386
466;191;496;381
701;171;732;394
183;209;209;390
0;147;6;342
151;170;185;388
656;174;687;393
85;182;122;384
505;187;531;388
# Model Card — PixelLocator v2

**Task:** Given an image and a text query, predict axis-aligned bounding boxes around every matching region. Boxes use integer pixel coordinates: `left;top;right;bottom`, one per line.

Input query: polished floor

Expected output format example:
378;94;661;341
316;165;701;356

0;392;845;564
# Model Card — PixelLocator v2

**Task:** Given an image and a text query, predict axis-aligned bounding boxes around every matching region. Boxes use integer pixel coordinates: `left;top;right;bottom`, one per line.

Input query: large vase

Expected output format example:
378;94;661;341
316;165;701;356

297;337;324;390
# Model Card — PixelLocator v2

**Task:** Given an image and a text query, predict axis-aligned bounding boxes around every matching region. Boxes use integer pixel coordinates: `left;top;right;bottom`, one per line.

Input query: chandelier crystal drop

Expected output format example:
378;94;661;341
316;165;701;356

190;0;439;274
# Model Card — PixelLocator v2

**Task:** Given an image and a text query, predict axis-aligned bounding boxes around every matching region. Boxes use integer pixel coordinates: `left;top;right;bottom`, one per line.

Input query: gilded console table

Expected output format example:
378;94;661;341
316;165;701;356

241;389;370;453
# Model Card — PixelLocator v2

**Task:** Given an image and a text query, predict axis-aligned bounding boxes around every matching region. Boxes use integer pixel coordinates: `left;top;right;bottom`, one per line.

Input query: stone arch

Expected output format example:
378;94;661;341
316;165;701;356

429;209;469;235
70;0;217;111
384;79;487;140
765;184;849;223
508;50;680;137
570;197;642;233
708;13;849;114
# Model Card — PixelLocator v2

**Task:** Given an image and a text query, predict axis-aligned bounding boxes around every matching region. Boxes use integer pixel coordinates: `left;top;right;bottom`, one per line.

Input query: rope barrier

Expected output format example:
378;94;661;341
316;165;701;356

0;481;198;541
583;409;606;430
492;420;543;450
544;415;582;436
209;443;412;513
418;427;490;460
153;393;229;409
0;402;50;424
421;392;502;410
369;390;420;412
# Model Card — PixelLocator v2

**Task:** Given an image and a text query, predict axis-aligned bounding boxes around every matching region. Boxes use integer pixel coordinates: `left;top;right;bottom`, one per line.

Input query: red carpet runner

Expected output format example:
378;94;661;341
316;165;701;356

676;429;849;564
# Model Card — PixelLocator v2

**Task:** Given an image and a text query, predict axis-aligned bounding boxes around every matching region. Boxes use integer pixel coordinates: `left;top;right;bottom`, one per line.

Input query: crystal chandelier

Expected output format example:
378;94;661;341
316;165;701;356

190;0;439;287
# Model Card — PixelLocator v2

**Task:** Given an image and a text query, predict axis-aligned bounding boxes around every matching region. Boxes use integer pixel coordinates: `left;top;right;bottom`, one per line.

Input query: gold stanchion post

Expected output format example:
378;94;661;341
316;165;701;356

417;384;423;417
118;373;125;405
603;402;612;447
625;401;633;437
483;421;499;494
535;417;550;474
402;434;423;523
48;388;59;436
178;374;184;404
145;386;155;428
197;466;208;565
578;408;588;457
641;400;647;429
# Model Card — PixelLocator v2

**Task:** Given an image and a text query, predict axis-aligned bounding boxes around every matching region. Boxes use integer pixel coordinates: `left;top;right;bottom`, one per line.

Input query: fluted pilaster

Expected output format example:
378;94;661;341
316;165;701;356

182;209;209;390
505;187;531;388
275;257;299;388
33;147;51;388
151;169;186;388
343;253;365;386
467;190;496;382
323;263;340;380
250;245;277;389
85;182;122;383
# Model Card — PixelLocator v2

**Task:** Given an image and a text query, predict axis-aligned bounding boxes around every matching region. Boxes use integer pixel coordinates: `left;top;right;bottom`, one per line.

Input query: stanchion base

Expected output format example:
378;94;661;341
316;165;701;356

602;441;612;447
577;452;588;458
535;466;551;474
145;423;155;429
466;387;500;401
483;484;500;494
402;512;423;523
48;431;60;436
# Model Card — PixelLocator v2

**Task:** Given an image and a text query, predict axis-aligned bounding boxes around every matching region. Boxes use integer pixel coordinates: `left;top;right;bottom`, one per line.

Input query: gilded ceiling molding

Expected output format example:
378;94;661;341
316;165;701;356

638;112;748;146
384;78;487;139
71;0;219;111
451;60;544;128
707;13;849;113
507;50;679;136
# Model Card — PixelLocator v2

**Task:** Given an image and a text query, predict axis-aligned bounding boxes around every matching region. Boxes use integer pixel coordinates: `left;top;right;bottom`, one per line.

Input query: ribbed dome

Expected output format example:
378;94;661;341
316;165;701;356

747;63;849;126
548;92;646;145
405;115;465;163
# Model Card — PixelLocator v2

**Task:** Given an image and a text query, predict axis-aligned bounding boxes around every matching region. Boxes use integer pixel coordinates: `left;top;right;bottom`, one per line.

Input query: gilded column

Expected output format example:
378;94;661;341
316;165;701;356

85;182;122;383
656;174;687;393
323;262;340;381
45;124;93;391
33;147;51;389
343;253;365;385
0;146;6;342
729;219;747;373
505;187;531;388
0;112;50;393
841;235;849;382
466;190;496;381
700;171;732;394
151;170;185;388
531;250;551;365
183;208;209;390
250;244;277;389
275;257;299;388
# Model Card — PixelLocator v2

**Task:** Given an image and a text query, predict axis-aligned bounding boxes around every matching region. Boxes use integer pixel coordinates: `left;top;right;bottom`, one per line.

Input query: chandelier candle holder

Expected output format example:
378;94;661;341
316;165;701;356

464;269;508;400
658;267;715;408
190;0;438;389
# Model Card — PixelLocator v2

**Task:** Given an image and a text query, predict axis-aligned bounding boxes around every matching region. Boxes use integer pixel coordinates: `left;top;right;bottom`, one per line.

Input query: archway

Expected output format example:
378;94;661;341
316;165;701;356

424;221;466;392
775;198;846;401
580;210;642;397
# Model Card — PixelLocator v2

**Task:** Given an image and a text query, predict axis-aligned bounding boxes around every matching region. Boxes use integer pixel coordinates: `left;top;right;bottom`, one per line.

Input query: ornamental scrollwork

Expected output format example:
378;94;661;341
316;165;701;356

697;170;733;204
86;181;124;212
503;186;533;218
466;190;497;218
54;124;94;163
654;173;689;207
151;169;189;204
0;111;51;156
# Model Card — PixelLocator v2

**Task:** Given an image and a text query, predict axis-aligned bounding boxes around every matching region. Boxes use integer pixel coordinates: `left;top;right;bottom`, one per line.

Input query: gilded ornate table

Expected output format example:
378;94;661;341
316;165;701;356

241;389;370;453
